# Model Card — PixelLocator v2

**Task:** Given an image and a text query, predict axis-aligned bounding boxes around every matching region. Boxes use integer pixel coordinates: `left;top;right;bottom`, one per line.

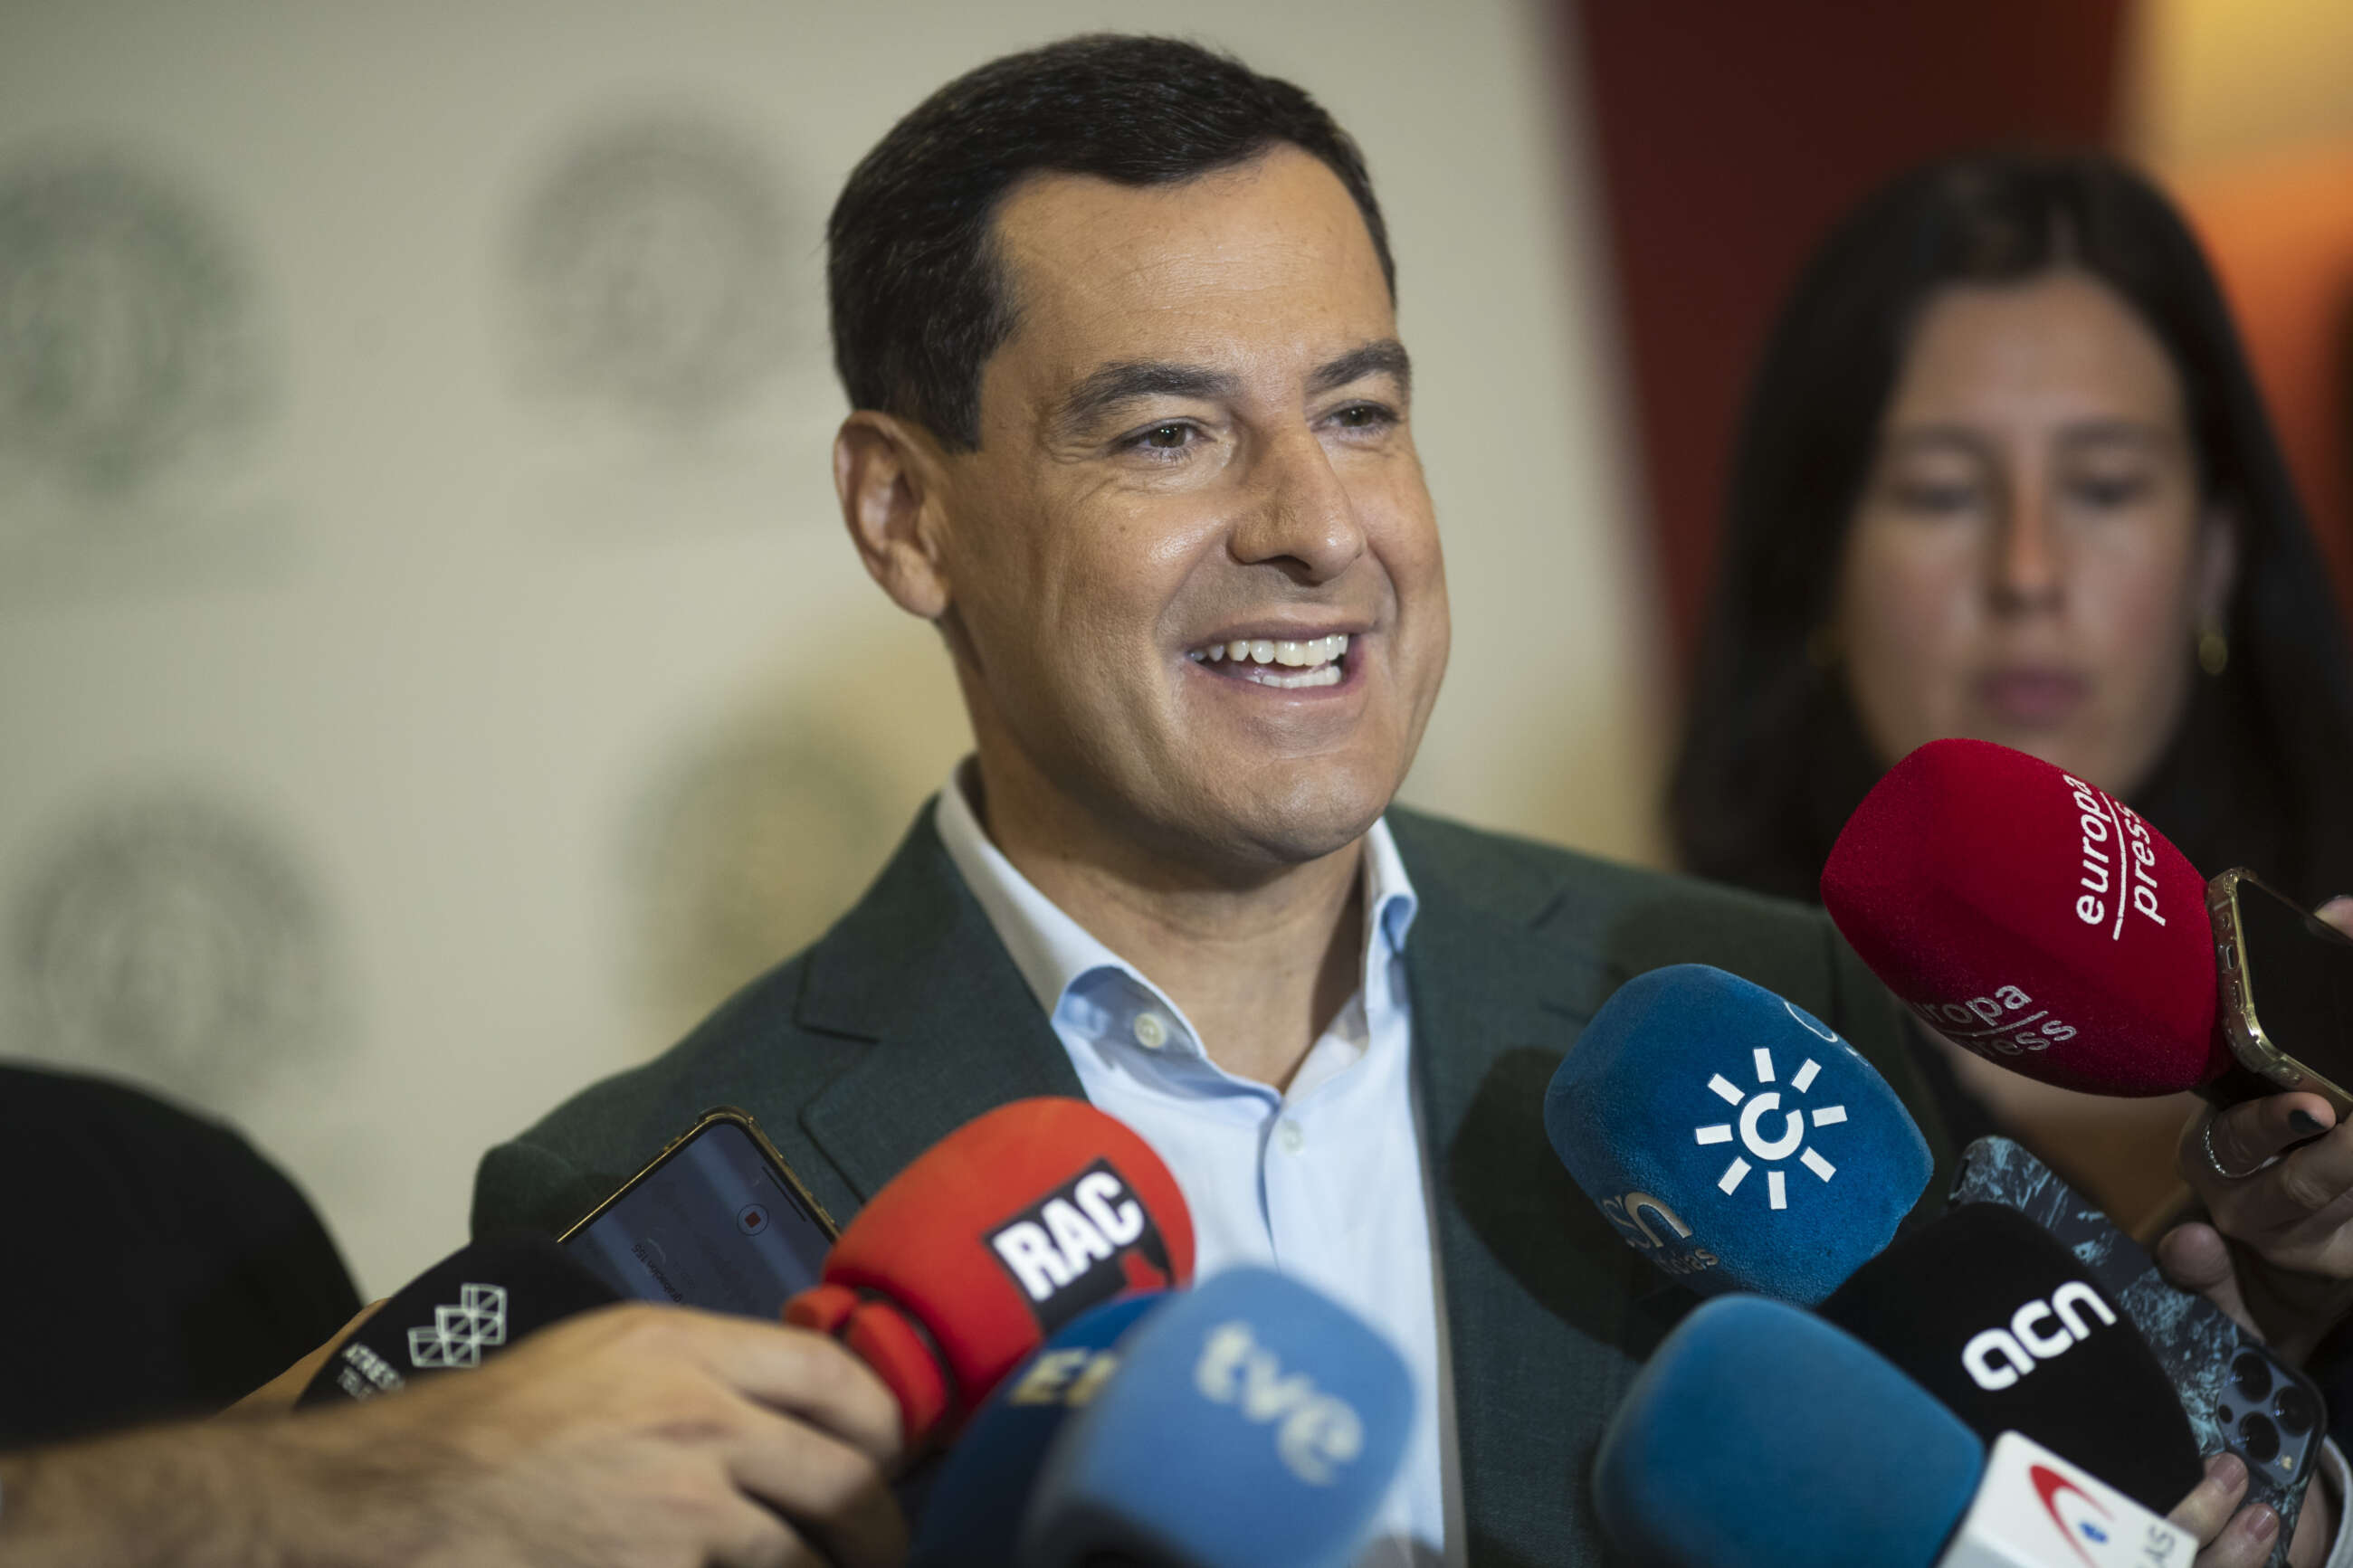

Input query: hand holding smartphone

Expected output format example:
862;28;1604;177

2209;869;2353;1118
1952;1136;2320;1566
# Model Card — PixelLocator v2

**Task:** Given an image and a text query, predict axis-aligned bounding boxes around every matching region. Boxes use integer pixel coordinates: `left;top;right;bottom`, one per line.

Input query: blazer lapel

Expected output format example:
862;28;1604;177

792;803;1083;1202
1396;812;1653;1566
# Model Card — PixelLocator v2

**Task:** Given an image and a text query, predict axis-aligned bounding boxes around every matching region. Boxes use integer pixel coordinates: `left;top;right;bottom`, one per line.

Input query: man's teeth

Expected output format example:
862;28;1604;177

1194;633;1348;666
1187;633;1348;689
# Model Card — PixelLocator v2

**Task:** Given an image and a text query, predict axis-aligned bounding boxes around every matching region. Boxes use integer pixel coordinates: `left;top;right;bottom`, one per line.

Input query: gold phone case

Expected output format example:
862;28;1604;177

2207;869;2353;1117
556;1105;840;1246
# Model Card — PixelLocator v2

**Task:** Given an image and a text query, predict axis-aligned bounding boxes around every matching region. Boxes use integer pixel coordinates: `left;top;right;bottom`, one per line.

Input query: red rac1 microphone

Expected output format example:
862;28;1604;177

1822;737;2231;1096
786;1098;1193;1452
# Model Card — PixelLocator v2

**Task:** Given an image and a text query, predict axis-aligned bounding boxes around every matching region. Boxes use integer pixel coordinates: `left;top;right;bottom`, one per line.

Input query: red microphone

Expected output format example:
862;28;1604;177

1822;738;2230;1095
785;1098;1192;1450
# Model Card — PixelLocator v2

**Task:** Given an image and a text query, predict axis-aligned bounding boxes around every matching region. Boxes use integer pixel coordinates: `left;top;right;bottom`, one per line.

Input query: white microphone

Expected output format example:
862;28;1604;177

1938;1431;2196;1568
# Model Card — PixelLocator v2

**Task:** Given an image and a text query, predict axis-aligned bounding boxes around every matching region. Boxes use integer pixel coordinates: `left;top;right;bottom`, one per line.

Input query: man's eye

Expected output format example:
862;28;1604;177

1332;404;1393;431
1135;423;1194;451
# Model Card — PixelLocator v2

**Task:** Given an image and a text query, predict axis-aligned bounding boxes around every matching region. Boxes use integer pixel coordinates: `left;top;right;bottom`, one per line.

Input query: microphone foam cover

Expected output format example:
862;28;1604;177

1546;964;1930;1305
786;1098;1192;1448
1596;1294;1984;1568
1022;1267;1414;1568
1823;738;2225;1094
297;1234;618;1408
1817;1202;2204;1514
909;1292;1165;1568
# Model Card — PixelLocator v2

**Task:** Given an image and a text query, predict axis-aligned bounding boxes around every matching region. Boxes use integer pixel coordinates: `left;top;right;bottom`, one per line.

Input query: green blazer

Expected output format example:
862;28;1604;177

473;804;1956;1565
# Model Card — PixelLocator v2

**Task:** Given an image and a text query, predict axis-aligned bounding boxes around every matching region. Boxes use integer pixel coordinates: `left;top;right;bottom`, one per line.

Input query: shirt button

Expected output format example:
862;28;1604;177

1278;1120;1305;1154
1132;1011;1170;1050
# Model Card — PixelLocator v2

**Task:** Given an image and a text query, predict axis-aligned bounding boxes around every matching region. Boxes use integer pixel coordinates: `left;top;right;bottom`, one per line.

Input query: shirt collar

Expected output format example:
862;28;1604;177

932;759;1419;1022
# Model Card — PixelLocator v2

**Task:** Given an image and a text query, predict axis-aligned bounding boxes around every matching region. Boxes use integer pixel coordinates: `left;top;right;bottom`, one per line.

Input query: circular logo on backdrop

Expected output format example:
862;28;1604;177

0;155;260;499
511;115;797;429
8;792;334;1102
630;716;894;1029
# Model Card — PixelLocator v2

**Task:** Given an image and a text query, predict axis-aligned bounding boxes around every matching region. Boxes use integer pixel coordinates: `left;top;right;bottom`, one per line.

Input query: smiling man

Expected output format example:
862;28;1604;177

472;35;1961;1564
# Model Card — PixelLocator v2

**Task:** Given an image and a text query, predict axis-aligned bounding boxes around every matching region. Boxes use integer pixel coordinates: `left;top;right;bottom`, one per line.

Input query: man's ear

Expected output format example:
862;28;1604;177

834;411;953;621
2196;505;2240;626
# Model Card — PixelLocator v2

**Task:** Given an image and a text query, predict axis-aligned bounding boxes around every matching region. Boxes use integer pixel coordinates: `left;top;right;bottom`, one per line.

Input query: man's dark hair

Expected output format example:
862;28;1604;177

827;33;1393;449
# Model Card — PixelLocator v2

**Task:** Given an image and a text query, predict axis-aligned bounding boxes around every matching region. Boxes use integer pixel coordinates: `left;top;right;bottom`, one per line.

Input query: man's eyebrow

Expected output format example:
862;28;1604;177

1050;340;1414;437
1308;339;1412;397
1053;362;1243;435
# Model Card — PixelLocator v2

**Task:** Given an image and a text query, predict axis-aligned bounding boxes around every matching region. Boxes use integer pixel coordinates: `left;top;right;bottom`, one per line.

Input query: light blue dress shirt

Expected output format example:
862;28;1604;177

934;771;1452;1562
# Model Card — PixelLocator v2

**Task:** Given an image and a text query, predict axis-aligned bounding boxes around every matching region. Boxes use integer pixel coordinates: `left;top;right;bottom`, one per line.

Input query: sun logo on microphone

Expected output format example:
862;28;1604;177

1691;1040;1847;1212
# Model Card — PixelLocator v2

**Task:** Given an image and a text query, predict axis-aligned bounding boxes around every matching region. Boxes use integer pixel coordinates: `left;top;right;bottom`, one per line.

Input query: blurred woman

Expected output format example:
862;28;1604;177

1668;151;2353;1229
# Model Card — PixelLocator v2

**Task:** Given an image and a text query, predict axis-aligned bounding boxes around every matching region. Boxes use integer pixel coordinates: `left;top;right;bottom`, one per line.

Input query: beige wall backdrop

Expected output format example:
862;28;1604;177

0;0;1655;1293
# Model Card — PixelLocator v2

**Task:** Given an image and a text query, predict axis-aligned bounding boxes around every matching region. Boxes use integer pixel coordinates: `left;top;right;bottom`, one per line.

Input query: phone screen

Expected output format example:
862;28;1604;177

564;1119;834;1321
2238;879;2353;1085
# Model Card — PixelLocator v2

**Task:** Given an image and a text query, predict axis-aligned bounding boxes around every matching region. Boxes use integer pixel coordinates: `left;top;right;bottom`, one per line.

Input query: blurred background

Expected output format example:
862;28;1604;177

3;0;2349;1295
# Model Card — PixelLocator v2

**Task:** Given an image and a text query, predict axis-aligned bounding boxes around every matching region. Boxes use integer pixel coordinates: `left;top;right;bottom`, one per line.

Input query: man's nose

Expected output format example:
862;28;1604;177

1988;489;2064;614
1228;427;1367;583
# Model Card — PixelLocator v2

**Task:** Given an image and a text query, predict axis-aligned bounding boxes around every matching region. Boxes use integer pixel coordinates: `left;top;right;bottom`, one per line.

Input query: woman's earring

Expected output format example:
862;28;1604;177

2197;615;2230;677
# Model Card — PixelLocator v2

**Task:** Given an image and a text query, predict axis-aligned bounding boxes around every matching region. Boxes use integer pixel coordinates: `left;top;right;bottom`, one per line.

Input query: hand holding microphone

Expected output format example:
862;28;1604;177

262;1098;1189;1563
1824;737;2353;1313
357;1300;910;1568
1;1297;910;1568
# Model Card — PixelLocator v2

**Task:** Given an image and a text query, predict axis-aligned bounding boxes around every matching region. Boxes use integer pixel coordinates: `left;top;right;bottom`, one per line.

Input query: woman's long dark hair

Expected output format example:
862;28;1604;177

1669;150;2353;906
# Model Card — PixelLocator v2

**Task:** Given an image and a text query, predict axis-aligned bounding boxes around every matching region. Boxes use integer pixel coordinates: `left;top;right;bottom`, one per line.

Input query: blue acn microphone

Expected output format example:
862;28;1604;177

1021;1267;1415;1568
1596;1295;1984;1568
1546;964;1932;1304
906;1292;1165;1567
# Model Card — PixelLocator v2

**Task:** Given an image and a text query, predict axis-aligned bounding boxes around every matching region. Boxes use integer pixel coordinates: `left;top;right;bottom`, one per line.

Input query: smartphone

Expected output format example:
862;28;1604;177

2210;869;2353;1118
1951;1136;2320;1563
559;1107;838;1321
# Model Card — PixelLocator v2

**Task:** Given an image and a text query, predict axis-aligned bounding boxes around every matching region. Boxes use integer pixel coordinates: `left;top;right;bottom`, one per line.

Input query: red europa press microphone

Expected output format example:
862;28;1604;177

1821;737;2232;1096
786;1098;1192;1450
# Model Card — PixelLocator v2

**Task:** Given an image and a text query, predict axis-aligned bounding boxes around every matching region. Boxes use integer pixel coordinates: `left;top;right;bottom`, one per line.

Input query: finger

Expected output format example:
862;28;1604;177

673;1312;907;1468
706;1494;805;1568
2315;896;2353;939
2261;1122;2353;1216
2172;1452;2252;1544
2194;1097;2337;1185
725;1409;908;1568
2157;1223;2259;1335
2193;1501;2281;1568
229;1297;389;1413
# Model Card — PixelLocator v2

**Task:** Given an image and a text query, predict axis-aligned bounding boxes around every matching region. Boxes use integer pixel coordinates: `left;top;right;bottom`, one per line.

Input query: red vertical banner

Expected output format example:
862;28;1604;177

1564;0;2130;679
2173;155;2353;614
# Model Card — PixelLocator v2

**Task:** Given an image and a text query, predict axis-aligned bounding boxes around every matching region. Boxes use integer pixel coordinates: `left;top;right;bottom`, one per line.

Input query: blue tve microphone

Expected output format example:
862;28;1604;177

907;1292;1165;1567
1021;1267;1414;1568
1546;964;1932;1304
1596;1294;1983;1567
